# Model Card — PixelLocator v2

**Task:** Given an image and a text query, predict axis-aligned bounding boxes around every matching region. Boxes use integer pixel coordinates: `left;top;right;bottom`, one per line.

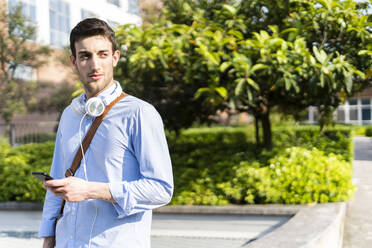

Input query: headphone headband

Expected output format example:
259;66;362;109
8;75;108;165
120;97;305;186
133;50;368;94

71;82;123;117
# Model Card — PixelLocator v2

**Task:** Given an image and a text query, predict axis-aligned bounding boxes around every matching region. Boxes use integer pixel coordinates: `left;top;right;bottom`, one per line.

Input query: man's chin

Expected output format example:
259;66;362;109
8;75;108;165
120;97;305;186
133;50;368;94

84;78;102;85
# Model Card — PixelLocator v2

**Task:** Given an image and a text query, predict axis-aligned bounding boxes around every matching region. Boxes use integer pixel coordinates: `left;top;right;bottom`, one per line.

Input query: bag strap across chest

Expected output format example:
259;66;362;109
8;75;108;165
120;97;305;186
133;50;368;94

54;92;128;235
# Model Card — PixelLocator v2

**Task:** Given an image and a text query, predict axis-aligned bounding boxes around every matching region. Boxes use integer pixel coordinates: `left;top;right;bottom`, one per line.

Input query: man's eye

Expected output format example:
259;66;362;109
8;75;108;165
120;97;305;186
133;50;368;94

80;55;89;60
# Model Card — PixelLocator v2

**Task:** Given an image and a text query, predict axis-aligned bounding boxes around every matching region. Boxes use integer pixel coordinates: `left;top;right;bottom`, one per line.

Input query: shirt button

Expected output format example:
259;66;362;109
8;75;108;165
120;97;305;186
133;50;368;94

71;212;75;216
70;235;73;240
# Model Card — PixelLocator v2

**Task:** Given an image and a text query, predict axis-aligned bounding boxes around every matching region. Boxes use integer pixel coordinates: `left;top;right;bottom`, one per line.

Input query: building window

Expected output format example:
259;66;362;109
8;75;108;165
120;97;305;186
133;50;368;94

81;9;96;20
337;109;345;122
348;99;357;105
9;63;36;81
349;109;358;121
362;108;371;121
128;0;139;15
107;0;121;7
361;98;370;105
8;0;37;24
49;0;70;48
361;98;371;122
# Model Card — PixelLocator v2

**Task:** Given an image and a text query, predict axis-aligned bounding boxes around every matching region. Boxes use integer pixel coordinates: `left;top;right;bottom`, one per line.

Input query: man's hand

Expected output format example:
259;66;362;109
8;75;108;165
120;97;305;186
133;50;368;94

43;177;115;203
43;236;55;248
44;177;89;202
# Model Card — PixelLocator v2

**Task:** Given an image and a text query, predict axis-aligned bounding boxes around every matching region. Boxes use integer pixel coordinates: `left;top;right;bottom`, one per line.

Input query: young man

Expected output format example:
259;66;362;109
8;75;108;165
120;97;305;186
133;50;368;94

39;18;173;248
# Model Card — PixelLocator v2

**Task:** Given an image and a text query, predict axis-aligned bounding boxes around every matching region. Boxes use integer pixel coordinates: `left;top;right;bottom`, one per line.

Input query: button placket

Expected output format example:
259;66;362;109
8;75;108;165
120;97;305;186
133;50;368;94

69;202;77;243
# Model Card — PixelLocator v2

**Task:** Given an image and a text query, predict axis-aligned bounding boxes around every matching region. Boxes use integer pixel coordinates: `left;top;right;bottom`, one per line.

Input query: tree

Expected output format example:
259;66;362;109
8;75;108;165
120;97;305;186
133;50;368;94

0;5;51;135
116;0;371;149
115;23;227;131
139;0;164;26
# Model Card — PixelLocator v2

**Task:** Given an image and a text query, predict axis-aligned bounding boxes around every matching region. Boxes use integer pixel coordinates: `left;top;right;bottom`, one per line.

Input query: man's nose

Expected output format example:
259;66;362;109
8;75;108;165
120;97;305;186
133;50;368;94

90;55;100;71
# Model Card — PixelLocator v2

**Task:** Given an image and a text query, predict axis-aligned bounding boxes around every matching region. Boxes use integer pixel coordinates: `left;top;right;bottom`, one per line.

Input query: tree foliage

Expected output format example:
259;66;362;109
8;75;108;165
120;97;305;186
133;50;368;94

0;5;51;124
116;0;371;149
115;22;226;131
139;0;164;26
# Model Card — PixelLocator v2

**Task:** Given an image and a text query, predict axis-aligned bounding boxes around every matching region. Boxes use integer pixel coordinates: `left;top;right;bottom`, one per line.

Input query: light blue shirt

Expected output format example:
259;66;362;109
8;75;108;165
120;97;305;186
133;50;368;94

39;82;174;248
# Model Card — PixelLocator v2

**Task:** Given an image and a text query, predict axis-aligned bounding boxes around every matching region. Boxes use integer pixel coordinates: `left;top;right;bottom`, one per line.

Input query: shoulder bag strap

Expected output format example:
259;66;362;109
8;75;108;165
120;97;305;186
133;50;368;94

65;92;128;177
53;92;128;235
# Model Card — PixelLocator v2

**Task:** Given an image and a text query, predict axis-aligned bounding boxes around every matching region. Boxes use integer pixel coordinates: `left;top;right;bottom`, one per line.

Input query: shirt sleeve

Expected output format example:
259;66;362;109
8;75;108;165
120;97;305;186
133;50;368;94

108;104;174;218
39;125;65;237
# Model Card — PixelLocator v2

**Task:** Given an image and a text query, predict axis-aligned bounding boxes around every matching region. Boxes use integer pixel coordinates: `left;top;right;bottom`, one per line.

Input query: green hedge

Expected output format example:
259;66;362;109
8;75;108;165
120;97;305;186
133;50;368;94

0;126;355;204
273;125;353;161
218;147;354;204
16;133;56;144
169;126;354;205
365;126;372;137
167;127;256;205
0;141;54;201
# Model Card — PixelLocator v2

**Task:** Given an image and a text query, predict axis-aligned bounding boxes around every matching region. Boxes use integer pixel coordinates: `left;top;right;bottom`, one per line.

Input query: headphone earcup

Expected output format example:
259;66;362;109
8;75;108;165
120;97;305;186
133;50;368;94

85;97;105;117
71;97;86;116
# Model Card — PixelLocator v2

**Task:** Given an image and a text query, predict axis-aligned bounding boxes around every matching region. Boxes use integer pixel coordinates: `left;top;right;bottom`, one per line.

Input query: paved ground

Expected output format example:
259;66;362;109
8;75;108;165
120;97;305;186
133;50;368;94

152;213;290;248
0;211;290;247
343;136;372;248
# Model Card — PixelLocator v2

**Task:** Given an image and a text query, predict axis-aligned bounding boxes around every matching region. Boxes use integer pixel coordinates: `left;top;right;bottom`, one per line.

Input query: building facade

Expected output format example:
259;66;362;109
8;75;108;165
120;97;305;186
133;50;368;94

308;87;372;125
3;0;141;84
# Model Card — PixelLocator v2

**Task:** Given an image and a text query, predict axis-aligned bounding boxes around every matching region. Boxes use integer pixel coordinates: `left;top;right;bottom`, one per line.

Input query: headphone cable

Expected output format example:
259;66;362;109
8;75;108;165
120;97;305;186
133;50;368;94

79;113;88;180
79;113;98;248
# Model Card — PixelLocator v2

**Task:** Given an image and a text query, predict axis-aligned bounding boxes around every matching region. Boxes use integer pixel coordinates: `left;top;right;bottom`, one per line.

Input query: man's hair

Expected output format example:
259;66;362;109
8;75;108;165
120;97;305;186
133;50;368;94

70;18;117;57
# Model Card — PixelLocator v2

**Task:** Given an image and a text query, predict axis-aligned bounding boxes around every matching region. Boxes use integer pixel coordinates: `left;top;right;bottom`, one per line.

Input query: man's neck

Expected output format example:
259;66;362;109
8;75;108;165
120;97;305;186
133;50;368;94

85;80;115;99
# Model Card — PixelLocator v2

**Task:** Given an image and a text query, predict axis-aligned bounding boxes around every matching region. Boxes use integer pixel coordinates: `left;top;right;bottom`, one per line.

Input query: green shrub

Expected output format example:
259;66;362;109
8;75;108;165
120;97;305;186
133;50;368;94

169;126;353;205
0;136;8;144
0;125;355;204
0;142;54;202
266;147;354;203
168;127;256;205
220;147;354;204
16;133;56;144
350;125;366;136
273;126;353;161
365;126;372;137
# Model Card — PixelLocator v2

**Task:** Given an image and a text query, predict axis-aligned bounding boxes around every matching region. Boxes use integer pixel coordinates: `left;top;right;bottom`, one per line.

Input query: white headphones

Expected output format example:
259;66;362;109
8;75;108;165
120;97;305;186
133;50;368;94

71;82;122;117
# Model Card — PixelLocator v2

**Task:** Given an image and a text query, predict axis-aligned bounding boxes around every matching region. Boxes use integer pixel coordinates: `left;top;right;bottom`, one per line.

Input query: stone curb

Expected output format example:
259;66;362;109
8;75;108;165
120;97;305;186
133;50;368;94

153;204;304;216
0;202;43;211
156;203;346;248
242;202;346;248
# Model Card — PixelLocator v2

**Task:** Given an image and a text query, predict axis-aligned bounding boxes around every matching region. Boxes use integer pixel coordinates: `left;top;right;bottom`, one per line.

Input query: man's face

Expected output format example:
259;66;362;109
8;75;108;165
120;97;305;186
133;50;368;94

70;35;120;98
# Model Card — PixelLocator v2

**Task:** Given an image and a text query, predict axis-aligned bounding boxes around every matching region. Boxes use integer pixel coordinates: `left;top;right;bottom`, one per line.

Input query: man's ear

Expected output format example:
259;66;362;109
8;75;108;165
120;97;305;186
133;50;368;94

70;55;78;70
112;50;120;67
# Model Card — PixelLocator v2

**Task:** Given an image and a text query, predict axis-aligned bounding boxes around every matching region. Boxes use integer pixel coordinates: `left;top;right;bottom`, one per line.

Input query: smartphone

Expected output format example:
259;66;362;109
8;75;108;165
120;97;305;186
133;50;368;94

32;172;54;181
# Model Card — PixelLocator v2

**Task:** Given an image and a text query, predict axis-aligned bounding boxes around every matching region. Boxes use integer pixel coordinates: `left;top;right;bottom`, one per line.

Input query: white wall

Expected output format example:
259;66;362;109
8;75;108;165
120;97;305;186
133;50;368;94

6;0;142;47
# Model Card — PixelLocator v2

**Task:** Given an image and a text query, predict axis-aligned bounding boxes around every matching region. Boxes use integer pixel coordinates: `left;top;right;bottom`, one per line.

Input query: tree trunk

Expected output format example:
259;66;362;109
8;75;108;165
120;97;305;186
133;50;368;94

4;122;15;146
254;115;260;147
261;110;273;151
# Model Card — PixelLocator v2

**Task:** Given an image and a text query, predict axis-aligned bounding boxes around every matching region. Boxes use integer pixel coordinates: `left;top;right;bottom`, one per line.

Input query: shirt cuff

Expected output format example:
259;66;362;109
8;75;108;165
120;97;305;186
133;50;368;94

39;218;56;238
108;181;134;218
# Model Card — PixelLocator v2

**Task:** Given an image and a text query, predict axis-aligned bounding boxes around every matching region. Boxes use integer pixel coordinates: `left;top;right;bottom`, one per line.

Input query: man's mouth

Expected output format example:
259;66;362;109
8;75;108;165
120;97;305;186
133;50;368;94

89;74;103;80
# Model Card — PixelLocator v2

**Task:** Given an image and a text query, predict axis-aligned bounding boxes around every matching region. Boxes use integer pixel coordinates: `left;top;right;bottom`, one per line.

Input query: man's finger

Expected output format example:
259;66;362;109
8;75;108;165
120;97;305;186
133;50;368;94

44;179;67;187
47;185;66;194
47;188;66;199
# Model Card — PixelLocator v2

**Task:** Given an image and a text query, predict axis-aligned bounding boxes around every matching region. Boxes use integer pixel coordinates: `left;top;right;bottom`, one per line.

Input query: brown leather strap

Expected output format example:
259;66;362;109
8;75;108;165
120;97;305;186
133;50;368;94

54;92;128;235
65;92;128;177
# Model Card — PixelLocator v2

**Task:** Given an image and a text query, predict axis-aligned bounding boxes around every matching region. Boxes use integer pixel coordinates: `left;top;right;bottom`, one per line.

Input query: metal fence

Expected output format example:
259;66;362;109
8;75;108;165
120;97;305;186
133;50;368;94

0;121;58;146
